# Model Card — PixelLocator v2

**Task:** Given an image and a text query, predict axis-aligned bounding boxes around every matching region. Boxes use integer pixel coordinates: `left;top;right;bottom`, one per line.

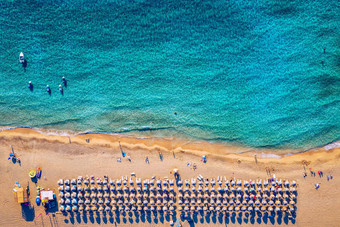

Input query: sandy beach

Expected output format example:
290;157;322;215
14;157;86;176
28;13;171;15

0;128;339;227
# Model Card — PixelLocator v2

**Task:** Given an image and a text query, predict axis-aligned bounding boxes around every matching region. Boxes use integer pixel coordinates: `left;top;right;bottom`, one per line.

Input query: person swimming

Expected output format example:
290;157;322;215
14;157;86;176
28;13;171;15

28;81;33;90
46;85;51;94
62;76;67;87
59;84;63;94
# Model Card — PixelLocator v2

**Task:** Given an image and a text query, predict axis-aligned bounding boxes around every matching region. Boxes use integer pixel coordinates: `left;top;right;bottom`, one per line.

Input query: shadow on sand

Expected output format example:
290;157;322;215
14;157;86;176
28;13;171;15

62;210;296;226
21;203;35;221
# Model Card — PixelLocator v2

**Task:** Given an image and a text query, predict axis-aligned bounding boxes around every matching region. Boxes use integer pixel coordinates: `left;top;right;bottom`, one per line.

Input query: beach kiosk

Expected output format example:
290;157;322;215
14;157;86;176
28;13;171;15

13;186;28;204
40;190;56;209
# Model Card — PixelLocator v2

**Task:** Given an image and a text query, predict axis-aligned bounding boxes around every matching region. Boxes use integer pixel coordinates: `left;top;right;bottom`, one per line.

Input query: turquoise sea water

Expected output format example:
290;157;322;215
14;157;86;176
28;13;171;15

0;0;339;150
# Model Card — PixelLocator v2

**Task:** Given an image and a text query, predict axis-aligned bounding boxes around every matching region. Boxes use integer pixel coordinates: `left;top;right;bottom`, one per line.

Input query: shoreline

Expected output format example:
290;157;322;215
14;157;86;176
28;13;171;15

1;127;339;160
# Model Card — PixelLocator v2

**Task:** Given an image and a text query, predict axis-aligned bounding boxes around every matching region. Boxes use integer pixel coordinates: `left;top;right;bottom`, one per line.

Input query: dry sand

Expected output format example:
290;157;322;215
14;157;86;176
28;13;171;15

0;128;339;227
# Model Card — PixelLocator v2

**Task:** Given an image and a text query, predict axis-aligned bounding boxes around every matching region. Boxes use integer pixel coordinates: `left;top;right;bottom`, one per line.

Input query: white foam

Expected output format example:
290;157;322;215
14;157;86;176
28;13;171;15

259;153;282;159
324;142;340;151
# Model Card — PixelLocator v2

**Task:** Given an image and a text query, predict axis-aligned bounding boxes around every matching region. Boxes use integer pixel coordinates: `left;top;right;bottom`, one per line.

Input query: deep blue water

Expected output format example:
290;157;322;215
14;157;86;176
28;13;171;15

0;0;339;150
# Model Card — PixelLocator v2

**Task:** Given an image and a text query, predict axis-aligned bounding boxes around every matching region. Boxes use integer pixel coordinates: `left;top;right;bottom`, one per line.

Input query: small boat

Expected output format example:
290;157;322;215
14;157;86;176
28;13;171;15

37;167;42;179
19;52;25;63
46;85;51;93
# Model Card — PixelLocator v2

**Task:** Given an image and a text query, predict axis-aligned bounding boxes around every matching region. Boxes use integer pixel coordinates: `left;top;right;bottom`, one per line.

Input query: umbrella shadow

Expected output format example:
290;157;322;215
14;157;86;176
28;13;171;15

21;203;35;221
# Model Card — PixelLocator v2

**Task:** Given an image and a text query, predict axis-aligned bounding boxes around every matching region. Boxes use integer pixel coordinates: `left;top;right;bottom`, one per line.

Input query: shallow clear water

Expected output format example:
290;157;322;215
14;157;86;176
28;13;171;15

0;0;339;149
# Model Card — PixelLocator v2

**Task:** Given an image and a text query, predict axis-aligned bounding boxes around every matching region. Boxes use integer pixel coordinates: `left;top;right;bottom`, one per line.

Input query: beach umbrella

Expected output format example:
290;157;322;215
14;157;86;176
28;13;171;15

78;199;84;205
228;206;233;211
269;200;274;205
132;206;137;211
229;200;234;205
72;205;78;212
248;206;253;211
72;198;78;205
65;198;71;205
85;199;91;205
58;186;64;192
283;200;288;205
59;199;65;204
236;200;241;205
262;200;267;205
58;192;64;198
71;192;77;198
223;200;228;205
204;200;208;205
66;205;71;212
241;206;247;211
255;200;260;205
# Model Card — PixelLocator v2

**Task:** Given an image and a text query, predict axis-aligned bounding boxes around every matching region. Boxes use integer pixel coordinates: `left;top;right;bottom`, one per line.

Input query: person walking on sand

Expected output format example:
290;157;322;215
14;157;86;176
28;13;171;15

145;156;149;164
127;156;131;162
